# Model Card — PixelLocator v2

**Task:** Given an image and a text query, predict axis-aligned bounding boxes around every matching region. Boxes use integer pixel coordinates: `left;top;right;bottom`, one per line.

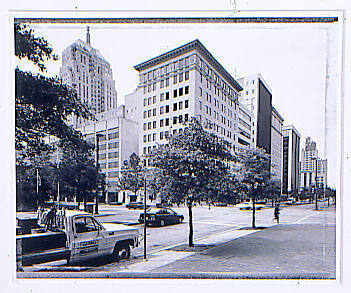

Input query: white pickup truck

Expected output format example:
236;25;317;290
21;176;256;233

16;210;140;267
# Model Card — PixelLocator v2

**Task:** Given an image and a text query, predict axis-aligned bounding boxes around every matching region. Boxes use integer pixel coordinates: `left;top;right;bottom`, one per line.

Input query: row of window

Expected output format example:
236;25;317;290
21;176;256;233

143;71;190;94
143;86;190;106
143;100;189;118
199;87;236;117
97;151;119;160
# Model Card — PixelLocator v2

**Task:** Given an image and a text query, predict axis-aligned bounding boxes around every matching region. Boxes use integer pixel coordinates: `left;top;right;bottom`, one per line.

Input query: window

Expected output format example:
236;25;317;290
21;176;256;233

153;133;156;141
148;110;151;117
179;101;183;110
179;88;183;96
74;216;101;233
148;134;151;142
185;113;189;122
160;80;164;88
160;132;164;140
185;71;189;80
160;106;164;114
185;85;189;95
143;123;147;130
199;87;202;97
179;73;183;82
148;97;151;105
153;108;156;116
153;83;156;91
199;101;202;110
165;118;170;126
148;122;151;129
160;93;164;101
165;105;170;113
153;121;157;128
173;103;178;111
160;119;164;127
153;96;156;103
179;115;183;123
173;89;178;98
143;98;147;106
173;75;177;84
166;92;170;100
185;100;189;108
166;78;169;87
173;117;178;124
143;111;147;118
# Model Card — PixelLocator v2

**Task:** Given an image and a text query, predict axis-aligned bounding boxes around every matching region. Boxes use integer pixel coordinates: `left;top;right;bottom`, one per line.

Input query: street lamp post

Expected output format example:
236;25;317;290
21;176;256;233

313;158;318;210
95;133;103;214
143;175;147;260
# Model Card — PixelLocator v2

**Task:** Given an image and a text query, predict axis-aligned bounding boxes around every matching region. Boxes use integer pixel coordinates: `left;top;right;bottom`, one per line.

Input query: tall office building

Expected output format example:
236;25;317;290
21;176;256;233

282;125;301;195
125;39;247;158
237;104;254;148
60;27;118;127
300;137;328;189
271;107;284;181
238;74;272;154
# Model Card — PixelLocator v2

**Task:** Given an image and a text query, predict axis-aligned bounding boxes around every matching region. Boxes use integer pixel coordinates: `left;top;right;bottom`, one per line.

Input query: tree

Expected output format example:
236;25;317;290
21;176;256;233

149;119;235;246
236;147;271;228
265;179;281;207
118;153;145;201
15;23;93;162
59;144;99;212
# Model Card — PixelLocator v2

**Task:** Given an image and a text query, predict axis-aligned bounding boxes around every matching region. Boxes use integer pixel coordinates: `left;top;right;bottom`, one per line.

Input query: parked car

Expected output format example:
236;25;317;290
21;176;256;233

126;202;150;209
214;202;228;207
138;208;184;226
156;202;173;208
236;201;266;210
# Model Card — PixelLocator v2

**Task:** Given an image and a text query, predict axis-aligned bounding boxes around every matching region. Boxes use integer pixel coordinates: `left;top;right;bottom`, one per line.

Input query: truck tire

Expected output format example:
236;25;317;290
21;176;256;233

113;243;131;262
160;219;165;227
178;217;183;224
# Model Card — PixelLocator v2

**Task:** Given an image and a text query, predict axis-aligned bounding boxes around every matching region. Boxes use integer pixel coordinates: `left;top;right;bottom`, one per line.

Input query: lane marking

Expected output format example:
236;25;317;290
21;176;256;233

294;211;321;224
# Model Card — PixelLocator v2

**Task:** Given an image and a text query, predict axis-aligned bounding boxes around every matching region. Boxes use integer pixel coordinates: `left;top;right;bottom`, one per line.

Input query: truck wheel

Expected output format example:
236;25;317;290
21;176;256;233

160;219;165;227
178;217;183;224
113;244;131;261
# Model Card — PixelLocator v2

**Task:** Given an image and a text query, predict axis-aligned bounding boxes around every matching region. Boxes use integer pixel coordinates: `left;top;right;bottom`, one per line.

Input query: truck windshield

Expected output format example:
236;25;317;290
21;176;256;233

74;216;101;233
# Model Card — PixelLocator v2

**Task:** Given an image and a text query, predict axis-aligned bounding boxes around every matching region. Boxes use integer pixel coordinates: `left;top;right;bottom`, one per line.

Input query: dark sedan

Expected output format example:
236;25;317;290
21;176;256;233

138;208;184;226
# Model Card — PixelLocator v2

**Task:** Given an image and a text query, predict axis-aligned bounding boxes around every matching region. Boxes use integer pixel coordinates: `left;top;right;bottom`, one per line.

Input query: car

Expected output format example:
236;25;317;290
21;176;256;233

138;207;184;226
156;202;173;208
214;202;228;207
236;201;266;210
125;202;150;209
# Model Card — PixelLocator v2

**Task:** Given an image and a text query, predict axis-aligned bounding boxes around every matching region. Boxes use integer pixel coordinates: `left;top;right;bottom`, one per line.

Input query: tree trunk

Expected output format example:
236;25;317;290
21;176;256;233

252;197;256;228
83;195;87;212
188;202;194;247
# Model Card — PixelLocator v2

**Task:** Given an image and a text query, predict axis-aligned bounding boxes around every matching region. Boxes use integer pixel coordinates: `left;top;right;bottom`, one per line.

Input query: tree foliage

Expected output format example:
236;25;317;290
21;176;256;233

149;118;236;246
15;23;93;161
118;153;145;197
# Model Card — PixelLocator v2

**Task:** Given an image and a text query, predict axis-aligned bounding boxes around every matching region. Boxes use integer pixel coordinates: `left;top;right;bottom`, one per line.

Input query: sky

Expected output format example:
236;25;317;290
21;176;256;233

17;21;340;187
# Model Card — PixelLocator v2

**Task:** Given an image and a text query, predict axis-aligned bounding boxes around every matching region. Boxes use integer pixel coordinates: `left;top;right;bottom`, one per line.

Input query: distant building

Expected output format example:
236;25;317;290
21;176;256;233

60;27;118;128
76;105;139;203
299;137;328;189
271;107;284;181
282;125;301;195
125;39;245;160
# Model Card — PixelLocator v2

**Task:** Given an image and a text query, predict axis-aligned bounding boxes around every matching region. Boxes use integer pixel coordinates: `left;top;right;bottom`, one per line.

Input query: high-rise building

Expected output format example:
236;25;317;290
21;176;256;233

282;125;301;195
300;137;328;189
271;107;284;181
237;104;254;148
238;74;272;154
125;39;246;159
60;27;118;127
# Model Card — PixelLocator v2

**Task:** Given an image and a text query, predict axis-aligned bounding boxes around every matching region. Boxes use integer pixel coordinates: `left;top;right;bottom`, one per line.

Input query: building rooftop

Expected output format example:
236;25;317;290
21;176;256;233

283;124;301;138
134;39;243;92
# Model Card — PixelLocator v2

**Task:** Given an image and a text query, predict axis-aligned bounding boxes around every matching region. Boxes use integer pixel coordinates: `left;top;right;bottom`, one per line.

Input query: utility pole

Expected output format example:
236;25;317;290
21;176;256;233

143;175;147;261
314;158;318;210
95;133;103;214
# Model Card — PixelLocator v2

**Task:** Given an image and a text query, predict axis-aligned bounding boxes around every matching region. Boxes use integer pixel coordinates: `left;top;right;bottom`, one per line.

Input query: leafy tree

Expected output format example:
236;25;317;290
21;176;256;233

236;147;271;228
15;23;93;161
149;119;235;246
59;144;99;212
265;179;281;207
118;153;145;201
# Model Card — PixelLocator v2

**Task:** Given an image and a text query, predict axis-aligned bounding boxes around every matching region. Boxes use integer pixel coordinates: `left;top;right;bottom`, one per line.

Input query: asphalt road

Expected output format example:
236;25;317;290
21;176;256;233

96;202;335;262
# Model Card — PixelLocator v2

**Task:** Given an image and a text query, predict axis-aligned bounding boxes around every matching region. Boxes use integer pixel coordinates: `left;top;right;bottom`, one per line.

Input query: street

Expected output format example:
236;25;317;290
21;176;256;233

18;201;335;278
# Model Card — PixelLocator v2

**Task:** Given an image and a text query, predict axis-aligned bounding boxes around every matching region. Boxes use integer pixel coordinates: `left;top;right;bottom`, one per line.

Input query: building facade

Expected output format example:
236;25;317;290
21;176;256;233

238;74;273;154
282;125;301;195
125;39;245;159
60;27;118;128
237;104;254;148
271;107;284;181
299;137;328;189
76;105;139;202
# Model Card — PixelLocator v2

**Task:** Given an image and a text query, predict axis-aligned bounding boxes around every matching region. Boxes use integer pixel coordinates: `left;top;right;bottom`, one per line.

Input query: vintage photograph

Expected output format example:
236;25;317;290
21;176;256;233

14;13;341;281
